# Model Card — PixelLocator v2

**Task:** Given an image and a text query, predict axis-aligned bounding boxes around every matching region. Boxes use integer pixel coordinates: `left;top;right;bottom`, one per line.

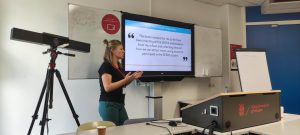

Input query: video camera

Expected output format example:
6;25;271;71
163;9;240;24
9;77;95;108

10;27;90;52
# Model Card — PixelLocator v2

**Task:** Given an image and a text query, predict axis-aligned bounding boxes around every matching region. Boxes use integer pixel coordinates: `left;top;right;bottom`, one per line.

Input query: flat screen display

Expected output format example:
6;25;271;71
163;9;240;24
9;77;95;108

122;13;194;77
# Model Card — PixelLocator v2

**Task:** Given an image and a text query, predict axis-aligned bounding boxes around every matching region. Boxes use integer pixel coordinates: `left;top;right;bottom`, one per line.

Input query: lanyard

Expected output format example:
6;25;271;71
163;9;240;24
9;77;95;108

113;66;125;78
113;66;127;89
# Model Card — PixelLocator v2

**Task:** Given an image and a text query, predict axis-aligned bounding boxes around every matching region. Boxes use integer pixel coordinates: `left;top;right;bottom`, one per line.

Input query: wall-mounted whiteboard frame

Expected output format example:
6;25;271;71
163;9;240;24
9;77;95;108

236;48;272;92
194;25;222;77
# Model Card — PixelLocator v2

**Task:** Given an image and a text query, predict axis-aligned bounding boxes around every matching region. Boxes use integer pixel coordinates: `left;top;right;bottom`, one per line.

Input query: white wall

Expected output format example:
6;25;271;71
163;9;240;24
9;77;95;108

220;5;231;91
221;5;245;92
151;0;226;119
228;5;245;92
0;0;150;135
151;0;220;28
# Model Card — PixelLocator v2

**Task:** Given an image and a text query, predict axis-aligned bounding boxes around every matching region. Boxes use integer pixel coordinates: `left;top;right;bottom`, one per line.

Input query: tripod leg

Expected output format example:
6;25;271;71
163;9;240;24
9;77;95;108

55;70;80;126
27;70;49;135
39;69;54;135
39;82;51;135
49;69;54;109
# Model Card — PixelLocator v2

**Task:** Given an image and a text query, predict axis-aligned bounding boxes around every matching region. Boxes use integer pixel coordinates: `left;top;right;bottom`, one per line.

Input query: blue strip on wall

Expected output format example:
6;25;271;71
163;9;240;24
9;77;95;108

246;6;300;22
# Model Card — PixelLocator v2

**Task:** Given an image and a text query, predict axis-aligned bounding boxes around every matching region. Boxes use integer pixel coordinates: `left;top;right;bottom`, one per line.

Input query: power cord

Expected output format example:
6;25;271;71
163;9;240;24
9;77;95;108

146;122;173;135
208;121;217;135
150;120;181;124
150;120;187;127
200;121;217;135
200;123;213;135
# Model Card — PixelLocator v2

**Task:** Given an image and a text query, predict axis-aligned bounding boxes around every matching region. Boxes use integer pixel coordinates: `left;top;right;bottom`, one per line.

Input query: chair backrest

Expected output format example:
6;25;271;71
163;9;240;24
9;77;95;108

123;118;156;125
76;121;116;133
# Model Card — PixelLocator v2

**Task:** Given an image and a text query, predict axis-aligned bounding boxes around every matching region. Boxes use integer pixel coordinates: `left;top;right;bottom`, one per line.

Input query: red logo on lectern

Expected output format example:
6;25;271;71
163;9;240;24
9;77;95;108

101;14;120;35
239;104;245;117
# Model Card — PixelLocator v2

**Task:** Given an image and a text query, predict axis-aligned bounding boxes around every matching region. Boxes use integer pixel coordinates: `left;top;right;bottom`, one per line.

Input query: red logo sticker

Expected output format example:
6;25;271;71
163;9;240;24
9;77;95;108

239;104;245;117
101;14;120;35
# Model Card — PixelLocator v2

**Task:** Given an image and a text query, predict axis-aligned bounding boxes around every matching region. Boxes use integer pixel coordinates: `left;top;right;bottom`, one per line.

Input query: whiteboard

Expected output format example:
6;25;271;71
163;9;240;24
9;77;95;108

194;25;222;77
68;4;121;79
236;49;272;91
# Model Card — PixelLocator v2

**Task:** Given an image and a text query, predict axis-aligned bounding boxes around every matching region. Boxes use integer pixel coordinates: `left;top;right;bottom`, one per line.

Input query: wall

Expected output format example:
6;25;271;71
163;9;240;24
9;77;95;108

0;0;5;133
228;5;245;92
151;0;245;119
219;5;246;93
151;0;220;28
0;0;150;135
0;0;246;134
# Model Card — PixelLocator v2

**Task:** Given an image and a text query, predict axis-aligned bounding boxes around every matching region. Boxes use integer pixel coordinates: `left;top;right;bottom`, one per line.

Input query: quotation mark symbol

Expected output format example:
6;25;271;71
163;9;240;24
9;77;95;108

183;57;188;61
128;33;135;38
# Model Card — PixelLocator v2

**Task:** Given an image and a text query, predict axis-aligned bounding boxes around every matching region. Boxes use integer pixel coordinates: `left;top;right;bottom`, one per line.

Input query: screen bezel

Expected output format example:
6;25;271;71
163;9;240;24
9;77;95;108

121;12;195;77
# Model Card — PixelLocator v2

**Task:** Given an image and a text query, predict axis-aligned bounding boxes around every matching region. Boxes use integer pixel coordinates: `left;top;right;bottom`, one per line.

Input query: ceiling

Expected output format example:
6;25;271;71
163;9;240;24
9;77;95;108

194;0;267;7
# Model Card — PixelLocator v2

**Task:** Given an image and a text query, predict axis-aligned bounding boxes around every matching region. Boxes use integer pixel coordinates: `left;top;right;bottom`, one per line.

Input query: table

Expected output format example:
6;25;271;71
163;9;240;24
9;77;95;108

58;113;300;135
60;122;195;135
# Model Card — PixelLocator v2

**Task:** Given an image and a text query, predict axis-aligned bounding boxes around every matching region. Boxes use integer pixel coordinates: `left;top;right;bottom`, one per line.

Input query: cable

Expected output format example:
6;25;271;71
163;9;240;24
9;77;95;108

151;120;182;124
150;120;187;127
229;127;232;135
208;121;217;135
201;124;212;135
151;120;167;123
146;122;173;135
201;121;217;135
151;120;175;123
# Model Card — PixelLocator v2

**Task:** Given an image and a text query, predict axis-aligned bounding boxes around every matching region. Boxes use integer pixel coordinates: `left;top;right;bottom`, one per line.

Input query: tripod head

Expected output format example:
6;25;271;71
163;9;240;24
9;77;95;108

43;48;76;69
42;47;75;69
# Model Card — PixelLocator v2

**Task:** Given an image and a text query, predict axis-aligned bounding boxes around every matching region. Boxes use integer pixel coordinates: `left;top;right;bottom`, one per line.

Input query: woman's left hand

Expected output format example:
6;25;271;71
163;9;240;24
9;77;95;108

133;71;143;79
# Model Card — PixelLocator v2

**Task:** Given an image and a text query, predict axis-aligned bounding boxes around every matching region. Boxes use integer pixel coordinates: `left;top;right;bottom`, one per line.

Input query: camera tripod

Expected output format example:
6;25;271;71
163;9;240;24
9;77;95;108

27;47;80;135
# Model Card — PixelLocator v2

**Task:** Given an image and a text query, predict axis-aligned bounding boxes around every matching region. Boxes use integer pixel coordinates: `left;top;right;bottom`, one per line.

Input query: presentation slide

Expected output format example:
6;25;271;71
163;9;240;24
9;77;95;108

124;19;192;72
